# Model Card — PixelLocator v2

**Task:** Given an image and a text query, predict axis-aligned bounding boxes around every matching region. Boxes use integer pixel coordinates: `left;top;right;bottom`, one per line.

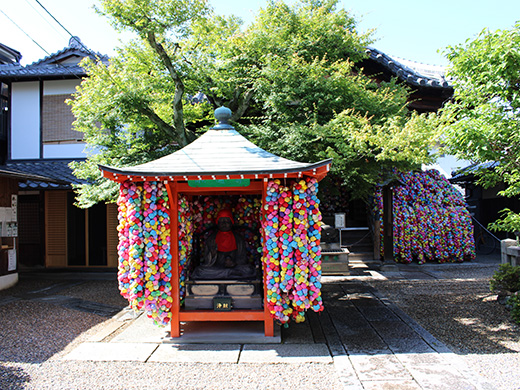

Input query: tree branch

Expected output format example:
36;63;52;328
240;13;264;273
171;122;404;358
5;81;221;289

146;31;188;146
231;88;255;121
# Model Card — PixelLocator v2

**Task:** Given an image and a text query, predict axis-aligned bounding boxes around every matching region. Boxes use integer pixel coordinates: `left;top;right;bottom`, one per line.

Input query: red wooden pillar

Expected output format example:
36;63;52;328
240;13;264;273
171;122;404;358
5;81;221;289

166;182;181;337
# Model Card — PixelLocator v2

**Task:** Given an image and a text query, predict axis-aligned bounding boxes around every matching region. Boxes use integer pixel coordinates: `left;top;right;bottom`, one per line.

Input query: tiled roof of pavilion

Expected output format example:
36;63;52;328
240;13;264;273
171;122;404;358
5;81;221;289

100;108;331;181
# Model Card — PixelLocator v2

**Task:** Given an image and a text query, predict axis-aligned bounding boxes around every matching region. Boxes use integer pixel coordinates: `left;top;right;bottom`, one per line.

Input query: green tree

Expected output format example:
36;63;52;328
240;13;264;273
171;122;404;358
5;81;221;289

439;22;520;233
70;0;235;207
70;0;437;208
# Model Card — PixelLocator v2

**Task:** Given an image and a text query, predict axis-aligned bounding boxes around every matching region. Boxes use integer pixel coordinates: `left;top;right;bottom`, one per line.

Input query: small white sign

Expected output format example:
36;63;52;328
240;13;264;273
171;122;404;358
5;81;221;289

10;223;18;237
11;195;17;222
334;213;346;228
8;249;16;271
4;208;13;223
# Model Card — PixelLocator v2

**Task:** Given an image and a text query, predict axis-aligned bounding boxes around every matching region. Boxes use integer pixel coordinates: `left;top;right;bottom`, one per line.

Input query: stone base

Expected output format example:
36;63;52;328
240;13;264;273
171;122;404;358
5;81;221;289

321;249;349;275
184;279;263;310
0;273;18;291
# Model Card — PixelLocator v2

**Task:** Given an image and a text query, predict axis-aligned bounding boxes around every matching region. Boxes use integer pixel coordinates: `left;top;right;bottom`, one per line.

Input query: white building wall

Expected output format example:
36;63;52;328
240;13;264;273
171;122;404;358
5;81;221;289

43;143;86;158
11;82;40;159
43;79;80;96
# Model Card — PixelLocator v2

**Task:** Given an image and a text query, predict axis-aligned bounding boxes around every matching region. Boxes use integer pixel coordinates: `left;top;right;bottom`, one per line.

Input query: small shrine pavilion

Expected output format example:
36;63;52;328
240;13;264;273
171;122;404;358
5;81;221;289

100;107;331;338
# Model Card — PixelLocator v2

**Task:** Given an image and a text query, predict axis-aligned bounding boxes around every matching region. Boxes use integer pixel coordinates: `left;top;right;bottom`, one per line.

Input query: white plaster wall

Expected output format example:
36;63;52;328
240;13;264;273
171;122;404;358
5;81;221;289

43;143;86;158
43;79;81;96
11;81;40;159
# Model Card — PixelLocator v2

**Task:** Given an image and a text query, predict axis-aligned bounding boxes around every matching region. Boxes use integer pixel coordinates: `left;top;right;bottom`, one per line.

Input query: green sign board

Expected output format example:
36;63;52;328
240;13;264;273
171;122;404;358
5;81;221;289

187;179;251;188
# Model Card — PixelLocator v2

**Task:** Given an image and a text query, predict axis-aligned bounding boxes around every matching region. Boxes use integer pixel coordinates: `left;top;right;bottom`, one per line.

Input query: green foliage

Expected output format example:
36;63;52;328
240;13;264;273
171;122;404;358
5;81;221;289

70;0;436;208
490;264;520;325
439;22;520;232
240;110;437;201
489;209;520;235
489;264;520;294
509;294;520;324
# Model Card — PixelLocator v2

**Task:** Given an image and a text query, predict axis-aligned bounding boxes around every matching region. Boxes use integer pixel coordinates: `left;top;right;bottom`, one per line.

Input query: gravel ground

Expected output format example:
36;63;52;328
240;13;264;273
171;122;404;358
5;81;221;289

0;276;343;390
2;262;520;389
367;263;520;390
1;361;342;390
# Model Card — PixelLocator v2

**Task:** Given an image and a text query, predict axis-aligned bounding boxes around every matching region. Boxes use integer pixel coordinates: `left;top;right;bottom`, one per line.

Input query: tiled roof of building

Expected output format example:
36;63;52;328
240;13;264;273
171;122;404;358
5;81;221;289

0;63;86;79
5;159;86;190
450;161;499;183
0;166;52;182
365;47;451;89
0;37;108;80
0;42;22;65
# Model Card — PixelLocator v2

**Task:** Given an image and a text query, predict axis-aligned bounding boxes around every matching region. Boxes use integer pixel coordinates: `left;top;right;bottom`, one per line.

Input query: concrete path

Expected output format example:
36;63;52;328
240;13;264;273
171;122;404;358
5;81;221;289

49;256;495;389
59;260;498;390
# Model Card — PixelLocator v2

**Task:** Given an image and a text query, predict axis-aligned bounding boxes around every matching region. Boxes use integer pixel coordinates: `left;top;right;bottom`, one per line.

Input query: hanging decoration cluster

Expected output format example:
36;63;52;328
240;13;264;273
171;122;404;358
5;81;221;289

177;195;193;304
262;177;323;324
115;178;325;327
116;181;173;326
377;170;475;264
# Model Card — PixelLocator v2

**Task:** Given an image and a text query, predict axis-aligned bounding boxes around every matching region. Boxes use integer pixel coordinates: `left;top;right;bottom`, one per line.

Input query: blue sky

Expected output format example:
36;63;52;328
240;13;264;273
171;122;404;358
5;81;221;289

1;0;519;66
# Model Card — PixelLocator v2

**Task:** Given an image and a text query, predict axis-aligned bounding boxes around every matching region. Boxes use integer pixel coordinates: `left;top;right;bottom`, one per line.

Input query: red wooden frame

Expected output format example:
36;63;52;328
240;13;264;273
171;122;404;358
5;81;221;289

101;164;330;184
166;179;274;338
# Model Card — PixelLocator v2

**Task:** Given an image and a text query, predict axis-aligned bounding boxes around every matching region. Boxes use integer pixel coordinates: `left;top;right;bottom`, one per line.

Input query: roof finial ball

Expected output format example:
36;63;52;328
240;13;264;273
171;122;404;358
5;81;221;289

211;106;235;130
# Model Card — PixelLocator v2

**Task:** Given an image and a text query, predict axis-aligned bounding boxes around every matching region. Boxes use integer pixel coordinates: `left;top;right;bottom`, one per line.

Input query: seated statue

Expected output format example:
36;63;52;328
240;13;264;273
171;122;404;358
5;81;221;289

190;209;257;280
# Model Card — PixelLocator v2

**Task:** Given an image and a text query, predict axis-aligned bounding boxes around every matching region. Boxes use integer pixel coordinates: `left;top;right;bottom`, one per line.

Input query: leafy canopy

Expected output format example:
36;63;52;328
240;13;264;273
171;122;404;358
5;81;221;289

69;0;437;208
439;22;520;232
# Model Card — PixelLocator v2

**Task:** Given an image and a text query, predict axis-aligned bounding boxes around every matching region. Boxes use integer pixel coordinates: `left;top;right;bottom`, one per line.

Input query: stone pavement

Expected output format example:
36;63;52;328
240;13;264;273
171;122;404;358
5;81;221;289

58;258;499;390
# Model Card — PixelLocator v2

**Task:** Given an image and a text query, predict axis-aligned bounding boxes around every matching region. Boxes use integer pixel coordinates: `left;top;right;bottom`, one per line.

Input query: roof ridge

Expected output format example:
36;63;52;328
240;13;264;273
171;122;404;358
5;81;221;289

28;37;108;67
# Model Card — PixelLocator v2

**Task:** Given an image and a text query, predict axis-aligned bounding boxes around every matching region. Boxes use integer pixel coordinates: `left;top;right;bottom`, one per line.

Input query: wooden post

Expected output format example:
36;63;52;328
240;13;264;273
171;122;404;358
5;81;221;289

166;182;181;337
383;185;393;261
381;185;397;271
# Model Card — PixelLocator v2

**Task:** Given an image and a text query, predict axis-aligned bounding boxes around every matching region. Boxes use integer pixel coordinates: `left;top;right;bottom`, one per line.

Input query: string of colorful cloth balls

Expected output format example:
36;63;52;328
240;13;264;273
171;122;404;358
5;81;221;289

116;177;324;327
375;169;475;264
116;169;475;327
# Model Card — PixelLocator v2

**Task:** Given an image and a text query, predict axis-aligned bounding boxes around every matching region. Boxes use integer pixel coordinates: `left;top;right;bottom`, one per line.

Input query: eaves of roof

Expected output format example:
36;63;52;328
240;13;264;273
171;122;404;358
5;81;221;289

0;167;52;182
364;47;452;90
0;38;109;81
0;64;86;80
0;42;22;65
449;161;499;183
5;159;87;190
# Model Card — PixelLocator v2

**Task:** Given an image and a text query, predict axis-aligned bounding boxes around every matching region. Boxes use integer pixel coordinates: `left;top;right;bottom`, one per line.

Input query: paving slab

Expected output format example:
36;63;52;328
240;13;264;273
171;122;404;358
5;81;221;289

148;343;241;363
62;342;158;362
348;352;413;381
405;363;481;390
113;313;282;344
394;352;458;368
88;320;125;342
111;313;170;343
240;344;333;364
282;319;314;344
361;379;422;390
332;354;363;389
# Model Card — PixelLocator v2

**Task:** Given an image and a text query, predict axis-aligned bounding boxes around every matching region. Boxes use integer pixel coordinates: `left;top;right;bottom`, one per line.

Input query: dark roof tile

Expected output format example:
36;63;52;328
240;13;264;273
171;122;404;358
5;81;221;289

6;159;86;190
365;47;452;89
